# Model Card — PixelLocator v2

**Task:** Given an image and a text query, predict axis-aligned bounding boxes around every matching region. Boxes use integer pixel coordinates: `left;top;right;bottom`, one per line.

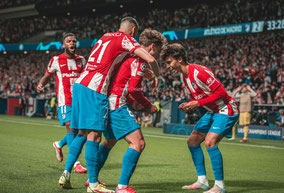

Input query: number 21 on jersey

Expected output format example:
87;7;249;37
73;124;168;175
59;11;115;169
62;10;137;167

88;40;111;63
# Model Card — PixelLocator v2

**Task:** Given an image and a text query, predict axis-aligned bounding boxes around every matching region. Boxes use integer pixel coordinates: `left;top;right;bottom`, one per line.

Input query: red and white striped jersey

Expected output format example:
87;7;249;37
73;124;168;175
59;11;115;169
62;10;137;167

183;64;239;115
47;53;86;107
76;31;141;95
108;55;151;110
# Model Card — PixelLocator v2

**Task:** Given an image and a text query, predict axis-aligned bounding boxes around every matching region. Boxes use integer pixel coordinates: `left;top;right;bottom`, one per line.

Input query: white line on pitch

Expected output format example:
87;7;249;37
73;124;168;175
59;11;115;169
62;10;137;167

1;118;284;150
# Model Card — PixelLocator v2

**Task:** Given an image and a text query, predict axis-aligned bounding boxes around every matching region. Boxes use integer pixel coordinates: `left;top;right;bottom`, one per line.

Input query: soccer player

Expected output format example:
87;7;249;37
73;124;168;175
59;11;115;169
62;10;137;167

58;17;160;193
36;33;87;173
160;43;239;193
84;28;167;193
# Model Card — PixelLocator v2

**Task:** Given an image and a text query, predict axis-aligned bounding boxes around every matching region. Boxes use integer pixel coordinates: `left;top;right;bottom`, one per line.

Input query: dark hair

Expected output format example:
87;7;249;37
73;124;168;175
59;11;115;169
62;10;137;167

160;43;187;62
62;32;76;42
121;16;139;30
139;28;167;48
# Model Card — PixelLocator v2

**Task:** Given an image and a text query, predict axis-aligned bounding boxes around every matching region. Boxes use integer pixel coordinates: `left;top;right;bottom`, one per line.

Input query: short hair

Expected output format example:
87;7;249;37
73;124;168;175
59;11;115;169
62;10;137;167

62;32;76;43
160;43;187;62
120;16;139;30
139;28;167;48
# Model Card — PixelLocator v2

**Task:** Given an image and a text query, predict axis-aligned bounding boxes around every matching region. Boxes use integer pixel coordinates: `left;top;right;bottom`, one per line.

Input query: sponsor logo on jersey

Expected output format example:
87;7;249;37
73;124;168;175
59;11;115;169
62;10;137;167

206;77;215;87
62;71;80;78
60;63;67;67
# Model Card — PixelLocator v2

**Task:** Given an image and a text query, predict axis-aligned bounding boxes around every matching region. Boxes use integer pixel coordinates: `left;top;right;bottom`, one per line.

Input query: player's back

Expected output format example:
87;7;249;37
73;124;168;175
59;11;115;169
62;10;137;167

108;54;147;109
76;31;141;95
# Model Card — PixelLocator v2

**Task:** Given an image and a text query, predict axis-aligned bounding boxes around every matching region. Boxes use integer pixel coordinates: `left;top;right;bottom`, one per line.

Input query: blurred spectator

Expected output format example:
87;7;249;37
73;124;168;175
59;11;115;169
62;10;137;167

141;112;153;127
233;84;257;142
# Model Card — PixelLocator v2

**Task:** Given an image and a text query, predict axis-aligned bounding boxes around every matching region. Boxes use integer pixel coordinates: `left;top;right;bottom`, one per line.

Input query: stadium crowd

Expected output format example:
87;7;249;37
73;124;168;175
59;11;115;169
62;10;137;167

1;32;283;105
0;0;283;43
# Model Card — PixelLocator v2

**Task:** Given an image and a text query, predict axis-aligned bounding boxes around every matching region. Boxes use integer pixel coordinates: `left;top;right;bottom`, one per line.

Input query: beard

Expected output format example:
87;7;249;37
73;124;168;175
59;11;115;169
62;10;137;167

65;47;75;56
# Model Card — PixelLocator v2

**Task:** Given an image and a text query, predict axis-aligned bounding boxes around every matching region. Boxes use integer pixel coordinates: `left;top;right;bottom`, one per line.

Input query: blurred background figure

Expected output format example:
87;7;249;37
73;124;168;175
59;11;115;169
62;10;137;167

233;84;257;142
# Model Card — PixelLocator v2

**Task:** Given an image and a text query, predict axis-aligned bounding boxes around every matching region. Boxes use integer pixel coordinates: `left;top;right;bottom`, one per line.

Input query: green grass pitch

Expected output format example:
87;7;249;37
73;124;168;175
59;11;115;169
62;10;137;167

0;115;284;193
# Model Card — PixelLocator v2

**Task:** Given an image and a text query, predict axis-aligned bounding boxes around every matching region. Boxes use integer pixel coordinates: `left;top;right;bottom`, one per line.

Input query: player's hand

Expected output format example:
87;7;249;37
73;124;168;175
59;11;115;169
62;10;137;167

144;69;154;80
149;104;158;114
178;101;199;112
36;83;44;93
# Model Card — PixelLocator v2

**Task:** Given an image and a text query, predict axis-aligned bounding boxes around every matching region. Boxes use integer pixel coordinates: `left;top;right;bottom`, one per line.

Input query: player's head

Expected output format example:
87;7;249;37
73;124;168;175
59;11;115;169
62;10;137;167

139;28;167;59
62;32;77;57
160;43;187;73
120;16;139;38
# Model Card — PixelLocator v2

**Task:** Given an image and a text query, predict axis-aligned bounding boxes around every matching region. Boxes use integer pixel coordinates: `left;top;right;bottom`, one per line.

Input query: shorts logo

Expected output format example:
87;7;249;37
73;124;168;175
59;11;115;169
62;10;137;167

212;126;220;130
62;114;66;119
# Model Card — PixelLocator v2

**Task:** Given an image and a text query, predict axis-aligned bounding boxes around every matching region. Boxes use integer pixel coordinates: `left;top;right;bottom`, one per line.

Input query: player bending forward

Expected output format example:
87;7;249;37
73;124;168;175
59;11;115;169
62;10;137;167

37;33;87;173
160;43;239;193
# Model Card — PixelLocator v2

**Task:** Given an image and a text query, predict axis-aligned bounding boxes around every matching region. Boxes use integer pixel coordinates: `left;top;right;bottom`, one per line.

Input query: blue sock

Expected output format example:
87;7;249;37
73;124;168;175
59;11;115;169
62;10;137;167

85;141;99;183
66;132;76;148
207;146;224;180
118;148;140;185
64;134;86;172
188;145;206;176
58;135;67;148
97;145;112;175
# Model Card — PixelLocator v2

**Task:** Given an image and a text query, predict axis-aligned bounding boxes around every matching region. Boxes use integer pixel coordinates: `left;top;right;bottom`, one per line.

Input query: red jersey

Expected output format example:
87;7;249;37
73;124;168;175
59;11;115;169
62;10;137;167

47;53;86;107
76;31;141;95
108;54;152;110
183;64;239;115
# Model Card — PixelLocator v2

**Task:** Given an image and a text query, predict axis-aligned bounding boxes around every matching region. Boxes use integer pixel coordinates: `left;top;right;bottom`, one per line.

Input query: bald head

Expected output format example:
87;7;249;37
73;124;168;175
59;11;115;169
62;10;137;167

119;16;139;37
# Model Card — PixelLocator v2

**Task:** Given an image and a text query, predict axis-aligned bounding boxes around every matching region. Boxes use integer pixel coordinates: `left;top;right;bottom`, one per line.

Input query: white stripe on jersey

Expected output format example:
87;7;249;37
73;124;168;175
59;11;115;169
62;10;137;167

185;78;196;93
194;69;211;95
118;80;130;109
109;94;118;110
100;52;128;95
67;59;78;70
76;70;89;83
88;72;103;91
57;71;65;107
230;100;239;115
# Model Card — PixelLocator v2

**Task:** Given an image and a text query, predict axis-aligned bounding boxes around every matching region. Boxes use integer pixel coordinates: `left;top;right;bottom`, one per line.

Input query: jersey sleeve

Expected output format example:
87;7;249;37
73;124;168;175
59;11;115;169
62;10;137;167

80;56;87;69
196;68;221;93
46;56;58;74
128;58;151;109
121;34;141;53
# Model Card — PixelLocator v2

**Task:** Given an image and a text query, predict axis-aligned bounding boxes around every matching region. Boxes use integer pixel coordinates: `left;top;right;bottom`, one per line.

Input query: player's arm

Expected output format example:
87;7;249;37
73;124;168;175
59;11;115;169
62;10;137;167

133;47;160;77
37;57;56;93
128;76;157;113
36;72;53;93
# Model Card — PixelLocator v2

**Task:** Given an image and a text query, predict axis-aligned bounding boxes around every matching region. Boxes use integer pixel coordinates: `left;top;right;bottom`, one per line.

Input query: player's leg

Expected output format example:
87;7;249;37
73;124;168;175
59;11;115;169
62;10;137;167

107;106;141;192
116;129;144;193
59;84;87;189
182;113;212;190
204;113;239;193
240;112;251;142
85;138;117;187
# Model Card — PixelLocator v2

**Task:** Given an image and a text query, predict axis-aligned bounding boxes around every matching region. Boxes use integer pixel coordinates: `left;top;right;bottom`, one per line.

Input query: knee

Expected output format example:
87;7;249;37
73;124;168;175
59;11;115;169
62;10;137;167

133;139;145;152
205;139;215;149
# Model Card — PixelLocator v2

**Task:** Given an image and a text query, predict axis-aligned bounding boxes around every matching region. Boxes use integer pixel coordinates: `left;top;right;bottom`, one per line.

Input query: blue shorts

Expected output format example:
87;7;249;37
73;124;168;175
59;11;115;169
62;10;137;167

103;105;140;140
71;83;109;130
57;105;72;126
194;113;239;138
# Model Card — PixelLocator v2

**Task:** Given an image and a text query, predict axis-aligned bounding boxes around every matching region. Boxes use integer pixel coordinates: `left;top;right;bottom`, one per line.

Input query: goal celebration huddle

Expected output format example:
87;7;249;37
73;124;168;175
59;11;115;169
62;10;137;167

37;16;239;193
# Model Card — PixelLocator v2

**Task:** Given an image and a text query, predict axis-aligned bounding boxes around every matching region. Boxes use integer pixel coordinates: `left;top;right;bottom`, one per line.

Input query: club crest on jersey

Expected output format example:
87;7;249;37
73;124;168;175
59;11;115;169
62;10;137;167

77;61;82;67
